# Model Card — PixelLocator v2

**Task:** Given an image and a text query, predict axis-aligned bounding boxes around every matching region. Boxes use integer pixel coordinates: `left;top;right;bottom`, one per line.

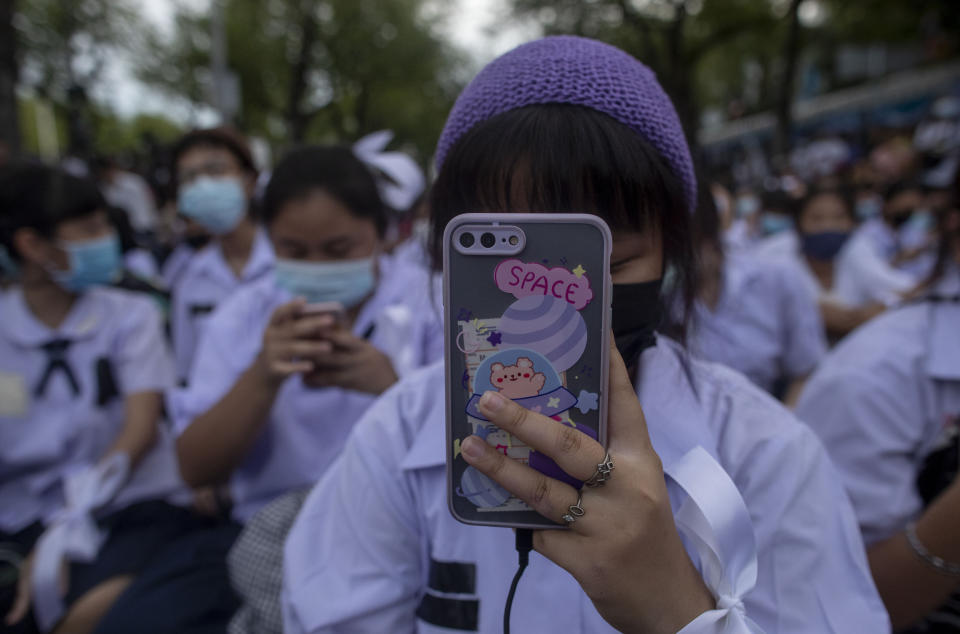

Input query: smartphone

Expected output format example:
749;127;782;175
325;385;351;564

444;213;612;529
301;301;346;322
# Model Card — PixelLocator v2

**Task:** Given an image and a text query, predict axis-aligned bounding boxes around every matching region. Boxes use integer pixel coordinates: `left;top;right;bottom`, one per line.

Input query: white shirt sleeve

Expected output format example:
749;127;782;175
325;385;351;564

796;362;927;545
115;296;175;395
282;390;423;634
705;375;891;632
777;263;827;379
167;296;262;435
842;238;915;307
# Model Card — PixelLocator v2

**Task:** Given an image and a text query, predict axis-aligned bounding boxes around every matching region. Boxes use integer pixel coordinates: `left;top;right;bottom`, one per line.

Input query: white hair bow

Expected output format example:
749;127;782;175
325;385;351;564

353;130;426;213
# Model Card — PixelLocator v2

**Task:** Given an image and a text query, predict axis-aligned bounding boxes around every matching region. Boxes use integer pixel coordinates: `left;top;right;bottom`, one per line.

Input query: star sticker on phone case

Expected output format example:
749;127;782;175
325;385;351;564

572;264;586;278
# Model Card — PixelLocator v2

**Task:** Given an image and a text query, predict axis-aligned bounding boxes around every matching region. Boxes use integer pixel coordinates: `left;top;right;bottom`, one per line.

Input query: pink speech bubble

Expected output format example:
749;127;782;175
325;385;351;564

494;259;593;310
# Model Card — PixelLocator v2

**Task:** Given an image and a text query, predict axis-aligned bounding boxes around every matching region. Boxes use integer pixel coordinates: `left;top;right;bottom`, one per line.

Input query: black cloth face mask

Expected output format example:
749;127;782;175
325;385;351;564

612;279;664;369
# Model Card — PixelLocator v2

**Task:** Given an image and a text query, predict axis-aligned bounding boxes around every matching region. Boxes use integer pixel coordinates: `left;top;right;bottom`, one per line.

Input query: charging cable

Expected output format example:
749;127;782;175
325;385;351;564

503;529;534;634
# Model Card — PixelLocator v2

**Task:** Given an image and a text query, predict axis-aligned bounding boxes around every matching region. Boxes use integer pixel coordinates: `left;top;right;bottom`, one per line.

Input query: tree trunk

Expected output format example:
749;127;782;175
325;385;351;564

0;0;20;155
286;1;318;143
774;0;803;156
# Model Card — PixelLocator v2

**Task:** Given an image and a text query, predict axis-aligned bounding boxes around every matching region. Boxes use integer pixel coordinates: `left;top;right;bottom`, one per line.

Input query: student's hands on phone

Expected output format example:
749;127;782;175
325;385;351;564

255;299;338;386
460;337;714;634
256;298;398;395
302;327;398;395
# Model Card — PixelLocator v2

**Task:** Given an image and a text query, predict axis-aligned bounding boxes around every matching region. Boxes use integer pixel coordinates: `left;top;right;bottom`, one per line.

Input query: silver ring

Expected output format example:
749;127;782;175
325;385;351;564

563;491;585;525
583;451;615;487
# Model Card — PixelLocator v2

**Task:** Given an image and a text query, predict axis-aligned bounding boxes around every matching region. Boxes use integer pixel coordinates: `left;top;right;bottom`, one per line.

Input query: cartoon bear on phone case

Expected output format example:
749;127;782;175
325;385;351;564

489;357;546;399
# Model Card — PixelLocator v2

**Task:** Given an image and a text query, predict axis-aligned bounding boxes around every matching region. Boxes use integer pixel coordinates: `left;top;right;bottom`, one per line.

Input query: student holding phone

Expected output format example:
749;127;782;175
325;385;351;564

171;143;442;521
283;37;887;633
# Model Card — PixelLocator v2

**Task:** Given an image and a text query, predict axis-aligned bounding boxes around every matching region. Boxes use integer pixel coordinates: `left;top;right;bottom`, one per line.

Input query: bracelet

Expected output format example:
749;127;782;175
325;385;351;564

905;522;960;577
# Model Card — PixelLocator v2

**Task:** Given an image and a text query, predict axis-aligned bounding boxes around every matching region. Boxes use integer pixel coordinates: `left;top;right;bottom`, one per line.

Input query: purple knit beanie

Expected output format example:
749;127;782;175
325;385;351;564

435;35;696;213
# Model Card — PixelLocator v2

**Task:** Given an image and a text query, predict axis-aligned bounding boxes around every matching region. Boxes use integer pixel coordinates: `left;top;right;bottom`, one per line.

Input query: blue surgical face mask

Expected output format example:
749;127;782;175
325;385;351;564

178;176;247;235
761;213;793;236
50;233;122;292
274;256;377;308
0;245;20;280
801;231;850;261
855;196;882;220
735;196;760;218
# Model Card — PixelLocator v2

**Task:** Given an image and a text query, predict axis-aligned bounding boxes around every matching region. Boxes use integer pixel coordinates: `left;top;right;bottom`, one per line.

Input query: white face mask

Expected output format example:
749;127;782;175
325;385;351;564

273;256;377;308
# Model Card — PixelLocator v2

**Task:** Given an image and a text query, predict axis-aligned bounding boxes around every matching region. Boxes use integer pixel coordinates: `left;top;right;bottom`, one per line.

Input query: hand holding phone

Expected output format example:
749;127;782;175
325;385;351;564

444;213;612;529
301;327;399;394
255;300;339;384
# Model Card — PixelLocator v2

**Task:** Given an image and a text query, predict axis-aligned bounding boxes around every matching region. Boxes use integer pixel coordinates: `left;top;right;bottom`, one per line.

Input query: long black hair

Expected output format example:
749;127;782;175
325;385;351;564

429;103;698;338
262;145;388;238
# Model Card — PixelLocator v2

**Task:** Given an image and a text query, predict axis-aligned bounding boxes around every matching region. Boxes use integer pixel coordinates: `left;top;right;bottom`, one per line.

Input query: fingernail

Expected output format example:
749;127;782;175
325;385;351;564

462;436;486;460
479;390;506;413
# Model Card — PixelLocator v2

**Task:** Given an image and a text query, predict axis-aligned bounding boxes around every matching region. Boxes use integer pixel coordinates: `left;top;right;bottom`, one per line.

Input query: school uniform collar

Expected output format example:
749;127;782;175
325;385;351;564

925;264;960;381
0;286;107;348
194;226;274;286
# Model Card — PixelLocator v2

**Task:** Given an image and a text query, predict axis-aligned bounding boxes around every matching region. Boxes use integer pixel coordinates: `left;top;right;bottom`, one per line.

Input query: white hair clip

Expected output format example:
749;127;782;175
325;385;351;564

353;130;426;213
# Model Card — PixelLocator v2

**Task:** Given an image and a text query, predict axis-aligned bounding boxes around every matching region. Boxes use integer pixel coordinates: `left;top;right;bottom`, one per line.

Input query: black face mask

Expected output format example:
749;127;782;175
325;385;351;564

612;279;663;369
184;234;212;250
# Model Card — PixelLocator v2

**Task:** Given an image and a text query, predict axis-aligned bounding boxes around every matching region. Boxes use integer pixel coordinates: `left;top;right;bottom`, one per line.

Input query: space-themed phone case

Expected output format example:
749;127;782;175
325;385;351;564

444;213;612;529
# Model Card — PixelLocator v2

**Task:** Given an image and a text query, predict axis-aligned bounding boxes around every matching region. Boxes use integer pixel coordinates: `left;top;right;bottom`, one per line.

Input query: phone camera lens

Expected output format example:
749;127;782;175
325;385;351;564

459;232;475;248
480;232;496;248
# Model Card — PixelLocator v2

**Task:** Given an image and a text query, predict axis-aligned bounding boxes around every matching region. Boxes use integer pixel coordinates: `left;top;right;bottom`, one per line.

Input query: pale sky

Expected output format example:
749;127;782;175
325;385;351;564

98;0;537;124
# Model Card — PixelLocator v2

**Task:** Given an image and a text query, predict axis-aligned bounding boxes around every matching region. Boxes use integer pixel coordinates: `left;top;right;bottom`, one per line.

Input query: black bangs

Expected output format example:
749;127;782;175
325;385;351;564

429;103;698;340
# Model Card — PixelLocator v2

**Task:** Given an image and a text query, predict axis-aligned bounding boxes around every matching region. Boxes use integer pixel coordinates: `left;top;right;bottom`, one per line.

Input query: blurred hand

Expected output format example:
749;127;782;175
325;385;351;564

254;299;338;386
302;327;398;395
461;338;713;634
5;550;67;627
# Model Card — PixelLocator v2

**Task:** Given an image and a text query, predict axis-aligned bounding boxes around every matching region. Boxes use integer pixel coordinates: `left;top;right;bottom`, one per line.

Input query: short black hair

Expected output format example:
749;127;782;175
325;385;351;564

0;162;106;261
171;127;256;177
795;186;856;224
429;103;697;338
262;145;388;237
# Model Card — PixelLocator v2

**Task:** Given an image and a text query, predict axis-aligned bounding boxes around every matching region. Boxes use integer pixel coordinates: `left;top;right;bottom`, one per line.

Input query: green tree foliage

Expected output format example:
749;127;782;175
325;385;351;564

137;0;465;163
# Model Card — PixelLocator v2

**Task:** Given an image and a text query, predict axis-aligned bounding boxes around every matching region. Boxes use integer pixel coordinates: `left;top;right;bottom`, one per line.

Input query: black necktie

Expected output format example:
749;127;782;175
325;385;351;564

34;338;80;397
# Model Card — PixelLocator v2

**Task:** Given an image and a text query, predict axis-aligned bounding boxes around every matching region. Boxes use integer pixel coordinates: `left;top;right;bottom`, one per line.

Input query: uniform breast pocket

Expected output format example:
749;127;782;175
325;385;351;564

94;357;120;407
0;371;30;418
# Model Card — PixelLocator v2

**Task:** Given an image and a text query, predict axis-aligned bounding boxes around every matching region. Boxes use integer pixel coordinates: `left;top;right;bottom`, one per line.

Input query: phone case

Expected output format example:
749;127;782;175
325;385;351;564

444;213;612;528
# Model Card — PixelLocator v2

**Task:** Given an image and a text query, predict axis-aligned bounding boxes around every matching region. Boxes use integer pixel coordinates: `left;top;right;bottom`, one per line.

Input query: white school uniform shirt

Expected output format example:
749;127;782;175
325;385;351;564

833;218;916;308
0;286;186;533
169;228;274;382
168;252;443;522
282;338;888;634
688;252;827;393
796;265;960;546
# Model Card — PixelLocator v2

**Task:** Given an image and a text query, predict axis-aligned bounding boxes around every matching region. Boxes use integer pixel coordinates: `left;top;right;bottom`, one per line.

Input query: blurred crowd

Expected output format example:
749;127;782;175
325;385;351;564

0;34;959;634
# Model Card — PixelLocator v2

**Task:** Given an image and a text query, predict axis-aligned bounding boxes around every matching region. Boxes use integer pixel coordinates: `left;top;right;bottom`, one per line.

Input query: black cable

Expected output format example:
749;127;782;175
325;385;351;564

504;529;534;634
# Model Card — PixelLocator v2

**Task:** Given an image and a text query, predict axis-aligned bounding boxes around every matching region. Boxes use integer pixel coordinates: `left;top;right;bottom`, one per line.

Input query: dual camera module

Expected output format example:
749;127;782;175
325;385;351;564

459;232;519;248
453;224;525;255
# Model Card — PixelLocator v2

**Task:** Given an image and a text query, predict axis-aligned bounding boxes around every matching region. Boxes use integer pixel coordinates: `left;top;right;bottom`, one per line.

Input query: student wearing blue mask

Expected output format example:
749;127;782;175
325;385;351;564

836;181;927;310
169;127;274;383
0;164;195;634
171;144;441;518
164;144;442;632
